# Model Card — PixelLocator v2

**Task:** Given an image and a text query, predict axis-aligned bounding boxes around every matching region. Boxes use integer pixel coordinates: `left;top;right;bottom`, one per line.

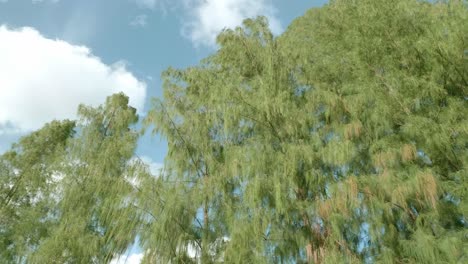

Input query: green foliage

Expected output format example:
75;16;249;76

0;120;75;263
31;93;142;263
0;93;144;263
1;1;467;263
144;0;467;263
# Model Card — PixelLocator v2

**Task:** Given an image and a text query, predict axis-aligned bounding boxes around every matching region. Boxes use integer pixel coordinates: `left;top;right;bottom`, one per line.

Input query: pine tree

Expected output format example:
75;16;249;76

144;1;467;263
0;93;145;263
281;0;467;262
30;93;143;263
0;120;75;263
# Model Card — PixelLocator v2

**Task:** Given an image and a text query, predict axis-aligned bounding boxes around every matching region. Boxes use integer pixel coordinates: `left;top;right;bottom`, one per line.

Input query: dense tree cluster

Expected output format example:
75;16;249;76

1;0;466;263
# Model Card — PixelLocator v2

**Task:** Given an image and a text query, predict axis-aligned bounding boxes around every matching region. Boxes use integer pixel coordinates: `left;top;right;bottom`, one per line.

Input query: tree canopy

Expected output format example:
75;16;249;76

1;93;145;263
1;0;467;263
144;0;467;263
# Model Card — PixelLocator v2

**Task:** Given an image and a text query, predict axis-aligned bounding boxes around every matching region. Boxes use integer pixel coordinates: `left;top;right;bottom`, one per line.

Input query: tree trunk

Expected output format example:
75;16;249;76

298;188;322;264
201;201;210;264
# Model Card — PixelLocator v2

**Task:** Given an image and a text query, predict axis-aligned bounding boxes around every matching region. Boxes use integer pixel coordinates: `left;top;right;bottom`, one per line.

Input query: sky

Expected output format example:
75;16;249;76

0;0;327;262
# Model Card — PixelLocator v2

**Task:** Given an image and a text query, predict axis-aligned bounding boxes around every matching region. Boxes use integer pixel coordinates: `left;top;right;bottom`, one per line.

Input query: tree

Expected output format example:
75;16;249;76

31;93;143;263
144;1;467;263
1;93;145;263
0;120;75;263
1;1;466;263
281;0;467;262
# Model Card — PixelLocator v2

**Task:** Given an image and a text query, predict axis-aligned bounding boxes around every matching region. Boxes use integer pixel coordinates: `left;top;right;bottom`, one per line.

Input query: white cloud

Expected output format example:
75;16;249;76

139;156;164;176
130;15;148;27
126;156;163;188
182;0;282;47
0;123;22;136
111;253;144;264
129;0;282;47
132;0;158;9
32;0;60;3
0;26;146;134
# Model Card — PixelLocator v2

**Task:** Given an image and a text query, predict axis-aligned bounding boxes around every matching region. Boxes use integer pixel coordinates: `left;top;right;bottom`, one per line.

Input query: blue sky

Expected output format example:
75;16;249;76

0;0;327;163
0;1;326;261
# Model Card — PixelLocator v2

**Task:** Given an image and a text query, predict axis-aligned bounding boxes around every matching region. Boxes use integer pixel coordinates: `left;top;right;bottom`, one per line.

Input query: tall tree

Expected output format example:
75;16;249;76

0;93;144;263
0;120;75;263
31;93;143;263
281;0;468;262
144;1;467;263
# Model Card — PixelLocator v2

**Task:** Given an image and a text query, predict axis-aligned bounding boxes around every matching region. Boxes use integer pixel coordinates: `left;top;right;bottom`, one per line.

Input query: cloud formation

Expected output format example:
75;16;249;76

139;155;164;176
130;0;282;48
130;15;148;27
110;253;143;264
0;26;146;134
182;0;282;47
132;0;158;9
32;0;60;3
